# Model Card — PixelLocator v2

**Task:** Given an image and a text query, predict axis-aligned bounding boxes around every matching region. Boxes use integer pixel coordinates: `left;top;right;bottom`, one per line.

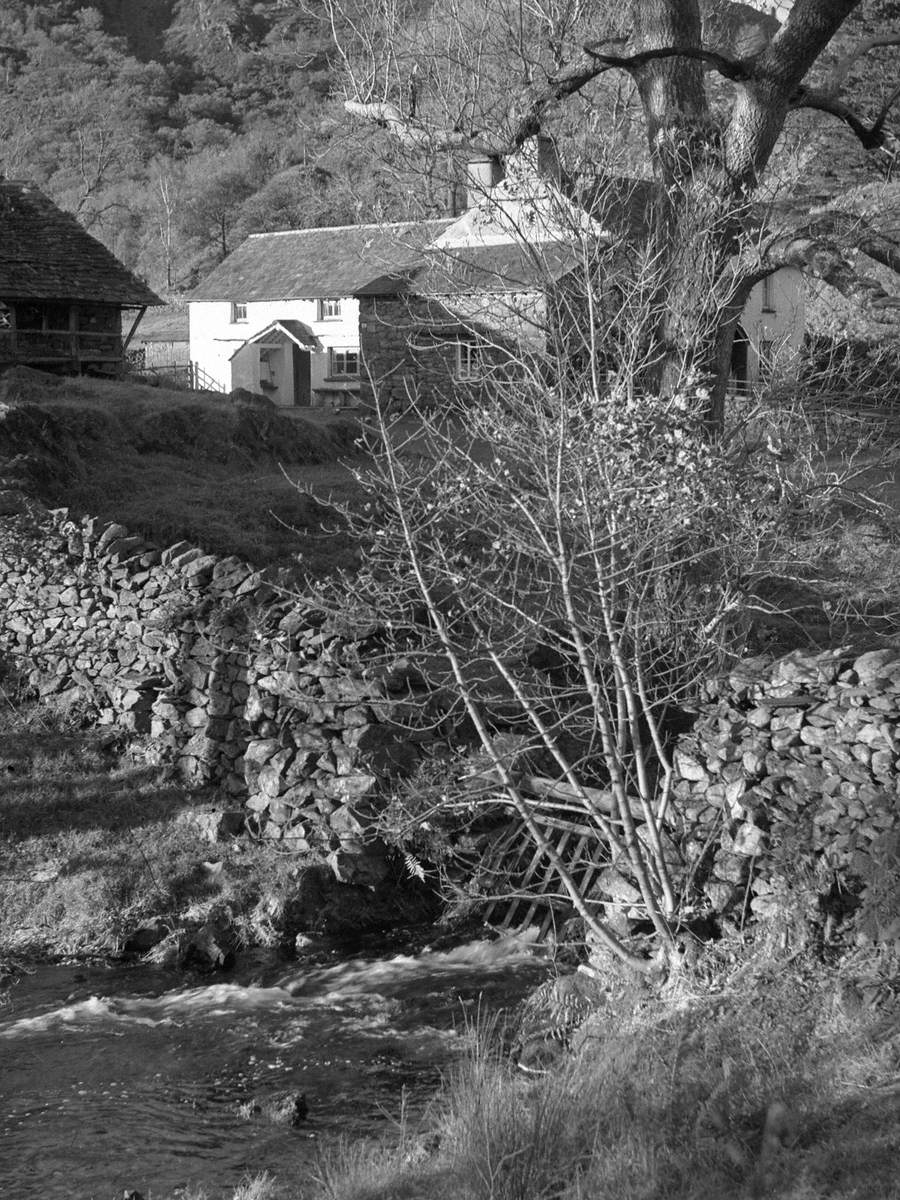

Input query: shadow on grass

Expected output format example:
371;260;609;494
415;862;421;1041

0;764;190;840
791;1091;900;1198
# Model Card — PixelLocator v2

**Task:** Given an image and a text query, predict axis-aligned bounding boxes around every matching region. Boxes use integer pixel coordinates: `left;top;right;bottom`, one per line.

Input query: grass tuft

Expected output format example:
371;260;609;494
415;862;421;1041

308;947;900;1200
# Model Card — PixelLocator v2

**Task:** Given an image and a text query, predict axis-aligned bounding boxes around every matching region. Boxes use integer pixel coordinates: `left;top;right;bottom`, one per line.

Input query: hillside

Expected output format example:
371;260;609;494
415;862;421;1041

1;1;899;303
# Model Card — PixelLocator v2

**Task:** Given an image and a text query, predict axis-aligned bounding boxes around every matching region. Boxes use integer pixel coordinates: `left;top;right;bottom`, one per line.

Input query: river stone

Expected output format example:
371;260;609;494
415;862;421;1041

181;918;236;972
123;919;170;954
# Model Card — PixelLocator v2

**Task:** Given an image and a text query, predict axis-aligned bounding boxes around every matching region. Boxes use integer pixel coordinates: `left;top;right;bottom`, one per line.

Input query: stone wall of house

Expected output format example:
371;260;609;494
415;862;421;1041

0;488;430;870
358;295;510;410
668;648;900;945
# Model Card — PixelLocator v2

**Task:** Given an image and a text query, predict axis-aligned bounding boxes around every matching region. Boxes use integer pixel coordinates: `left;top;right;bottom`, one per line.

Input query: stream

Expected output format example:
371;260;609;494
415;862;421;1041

0;932;547;1200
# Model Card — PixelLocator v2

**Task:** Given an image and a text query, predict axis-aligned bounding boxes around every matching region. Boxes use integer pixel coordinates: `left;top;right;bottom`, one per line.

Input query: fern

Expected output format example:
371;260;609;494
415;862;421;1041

403;851;426;882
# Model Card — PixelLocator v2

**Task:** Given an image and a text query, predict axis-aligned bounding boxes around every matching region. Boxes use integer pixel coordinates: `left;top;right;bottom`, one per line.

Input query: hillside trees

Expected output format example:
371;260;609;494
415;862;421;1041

338;0;900;425
0;7;170;249
0;0;413;287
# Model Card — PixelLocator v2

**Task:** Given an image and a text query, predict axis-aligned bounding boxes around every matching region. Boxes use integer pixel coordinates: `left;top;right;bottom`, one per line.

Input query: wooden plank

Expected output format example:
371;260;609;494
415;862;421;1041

515;829;573;930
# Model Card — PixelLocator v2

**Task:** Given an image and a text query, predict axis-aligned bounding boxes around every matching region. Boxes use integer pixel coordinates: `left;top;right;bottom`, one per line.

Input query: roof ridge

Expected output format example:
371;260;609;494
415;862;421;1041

247;218;452;239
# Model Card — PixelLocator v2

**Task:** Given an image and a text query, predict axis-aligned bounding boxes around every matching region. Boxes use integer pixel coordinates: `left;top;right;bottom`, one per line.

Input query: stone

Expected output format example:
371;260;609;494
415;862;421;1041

123;919;171;954
324;772;378;802
733;822;766;857
853;649;900;681
674;749;709;783
178;806;245;841
243;737;282;767
160;540;194;565
705;881;739;911
180;918;236;972
326;842;389;886
595;867;642;905
96;523;129;553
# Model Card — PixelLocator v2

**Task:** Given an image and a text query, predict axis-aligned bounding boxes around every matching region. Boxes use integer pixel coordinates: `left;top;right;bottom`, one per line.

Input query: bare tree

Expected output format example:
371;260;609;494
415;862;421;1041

331;0;900;428
317;191;894;974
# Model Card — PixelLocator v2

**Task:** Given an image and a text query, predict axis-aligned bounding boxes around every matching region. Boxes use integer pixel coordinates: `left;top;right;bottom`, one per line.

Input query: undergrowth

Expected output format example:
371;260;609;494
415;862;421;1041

309;945;900;1200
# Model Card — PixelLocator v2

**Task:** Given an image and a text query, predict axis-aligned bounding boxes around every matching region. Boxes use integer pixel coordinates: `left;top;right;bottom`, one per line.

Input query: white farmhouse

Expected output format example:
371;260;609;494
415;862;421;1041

188;166;805;407
187;220;449;406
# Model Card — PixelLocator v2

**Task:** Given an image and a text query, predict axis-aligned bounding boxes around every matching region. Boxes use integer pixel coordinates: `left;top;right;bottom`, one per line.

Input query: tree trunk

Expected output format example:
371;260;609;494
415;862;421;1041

622;0;864;425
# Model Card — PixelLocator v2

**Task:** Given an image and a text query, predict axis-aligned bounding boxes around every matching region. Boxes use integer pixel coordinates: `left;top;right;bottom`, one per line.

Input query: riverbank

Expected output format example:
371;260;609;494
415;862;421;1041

4;685;899;1200
0;686;433;971
308;938;900;1200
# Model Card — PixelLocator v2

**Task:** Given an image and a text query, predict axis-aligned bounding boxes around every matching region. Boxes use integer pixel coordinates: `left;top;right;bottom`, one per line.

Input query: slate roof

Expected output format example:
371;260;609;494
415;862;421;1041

358;240;581;297
0;179;161;307
190;219;453;302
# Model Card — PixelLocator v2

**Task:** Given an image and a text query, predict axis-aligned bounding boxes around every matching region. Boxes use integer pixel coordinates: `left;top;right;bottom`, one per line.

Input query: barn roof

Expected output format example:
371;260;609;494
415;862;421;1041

0;179;161;307
189;219;453;302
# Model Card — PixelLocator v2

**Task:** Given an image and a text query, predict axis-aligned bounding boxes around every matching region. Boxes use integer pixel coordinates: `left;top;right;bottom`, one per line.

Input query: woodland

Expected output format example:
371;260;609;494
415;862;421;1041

0;0;454;293
1;0;900;309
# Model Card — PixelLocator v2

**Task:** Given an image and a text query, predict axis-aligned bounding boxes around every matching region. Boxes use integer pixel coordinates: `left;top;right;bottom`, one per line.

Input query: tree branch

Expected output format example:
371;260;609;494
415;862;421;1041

790;82;900;151
821;33;900;96
766;207;900;311
752;0;863;96
583;41;753;83
345;42;628;158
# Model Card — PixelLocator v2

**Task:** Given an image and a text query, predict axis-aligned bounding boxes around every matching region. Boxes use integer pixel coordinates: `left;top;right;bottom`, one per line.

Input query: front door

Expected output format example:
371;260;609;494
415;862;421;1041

293;345;311;406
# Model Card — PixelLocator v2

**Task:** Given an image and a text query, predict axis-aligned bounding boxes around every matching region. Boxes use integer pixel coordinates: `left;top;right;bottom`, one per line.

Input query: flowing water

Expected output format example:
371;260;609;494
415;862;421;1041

0;933;548;1200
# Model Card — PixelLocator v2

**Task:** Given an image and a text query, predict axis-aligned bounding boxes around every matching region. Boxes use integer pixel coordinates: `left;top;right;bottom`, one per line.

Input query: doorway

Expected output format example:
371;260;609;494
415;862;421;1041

293;345;311;406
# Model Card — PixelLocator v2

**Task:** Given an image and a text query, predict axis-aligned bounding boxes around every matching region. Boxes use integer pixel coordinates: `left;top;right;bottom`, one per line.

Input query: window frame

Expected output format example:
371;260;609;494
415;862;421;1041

318;298;342;321
231;301;248;324
328;346;359;379
455;339;484;381
761;274;776;314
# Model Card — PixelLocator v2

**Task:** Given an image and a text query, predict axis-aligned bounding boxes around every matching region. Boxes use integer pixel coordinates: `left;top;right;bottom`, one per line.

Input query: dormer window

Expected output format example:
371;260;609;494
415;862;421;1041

231;301;247;323
318;298;342;320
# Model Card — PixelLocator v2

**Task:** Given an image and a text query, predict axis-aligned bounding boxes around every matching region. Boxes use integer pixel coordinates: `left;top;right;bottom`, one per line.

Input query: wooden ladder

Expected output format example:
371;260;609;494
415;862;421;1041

481;807;607;941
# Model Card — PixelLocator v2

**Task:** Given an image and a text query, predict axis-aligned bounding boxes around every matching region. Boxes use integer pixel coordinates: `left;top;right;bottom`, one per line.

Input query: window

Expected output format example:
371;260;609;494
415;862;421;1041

231;301;247;323
0;302;11;330
761;274;776;313
456;340;484;381
318;298;342;320
329;347;359;378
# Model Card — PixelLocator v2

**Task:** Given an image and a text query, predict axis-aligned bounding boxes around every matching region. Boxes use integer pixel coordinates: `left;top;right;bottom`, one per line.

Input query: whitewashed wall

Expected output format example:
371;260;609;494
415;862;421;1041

743;266;805;383
188;297;361;403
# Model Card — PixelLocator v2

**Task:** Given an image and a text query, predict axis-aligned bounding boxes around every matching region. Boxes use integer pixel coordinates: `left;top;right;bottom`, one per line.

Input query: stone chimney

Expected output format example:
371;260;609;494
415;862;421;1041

464;154;505;209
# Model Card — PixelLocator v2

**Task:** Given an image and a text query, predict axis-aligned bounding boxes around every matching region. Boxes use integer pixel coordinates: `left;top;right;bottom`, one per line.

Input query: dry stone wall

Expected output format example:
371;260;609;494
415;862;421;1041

0;488;428;869
672;647;900;946
4;473;900;937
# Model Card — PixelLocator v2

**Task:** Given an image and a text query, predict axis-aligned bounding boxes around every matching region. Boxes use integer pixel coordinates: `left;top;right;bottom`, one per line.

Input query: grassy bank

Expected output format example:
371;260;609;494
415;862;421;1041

303;943;900;1200
0;688;312;962
0;366;366;574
